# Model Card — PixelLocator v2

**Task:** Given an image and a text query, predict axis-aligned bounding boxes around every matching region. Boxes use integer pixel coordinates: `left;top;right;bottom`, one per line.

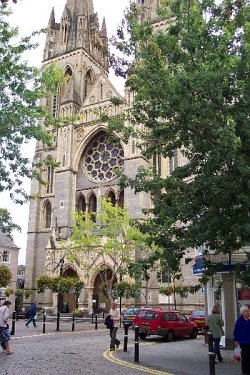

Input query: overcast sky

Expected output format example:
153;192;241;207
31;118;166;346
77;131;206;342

1;0;130;264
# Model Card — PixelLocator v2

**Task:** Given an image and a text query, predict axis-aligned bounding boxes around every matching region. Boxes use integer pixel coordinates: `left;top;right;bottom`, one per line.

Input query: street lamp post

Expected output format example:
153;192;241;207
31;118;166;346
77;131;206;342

56;258;64;331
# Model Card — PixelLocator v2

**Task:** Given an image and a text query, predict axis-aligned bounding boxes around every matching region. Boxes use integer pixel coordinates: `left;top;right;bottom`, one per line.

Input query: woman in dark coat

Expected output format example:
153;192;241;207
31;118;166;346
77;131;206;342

234;305;250;375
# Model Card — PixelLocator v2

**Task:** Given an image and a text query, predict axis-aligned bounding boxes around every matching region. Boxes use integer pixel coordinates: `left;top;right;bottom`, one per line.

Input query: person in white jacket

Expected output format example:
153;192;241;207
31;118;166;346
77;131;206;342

109;301;121;351
0;300;13;354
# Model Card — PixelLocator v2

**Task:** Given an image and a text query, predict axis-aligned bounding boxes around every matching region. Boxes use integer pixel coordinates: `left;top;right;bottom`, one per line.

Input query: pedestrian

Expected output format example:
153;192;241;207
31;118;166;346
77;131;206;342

25;301;38;327
109;301;121;351
206;304;224;363
234;305;250;375
0;300;14;355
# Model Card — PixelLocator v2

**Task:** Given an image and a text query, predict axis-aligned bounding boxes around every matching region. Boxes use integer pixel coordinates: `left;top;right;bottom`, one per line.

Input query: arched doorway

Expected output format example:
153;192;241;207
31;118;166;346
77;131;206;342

92;268;117;313
61;265;79;313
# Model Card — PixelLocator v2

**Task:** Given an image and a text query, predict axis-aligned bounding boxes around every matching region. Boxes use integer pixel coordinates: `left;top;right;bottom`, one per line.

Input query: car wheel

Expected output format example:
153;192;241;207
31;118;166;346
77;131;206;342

139;332;147;340
190;329;198;339
166;330;174;342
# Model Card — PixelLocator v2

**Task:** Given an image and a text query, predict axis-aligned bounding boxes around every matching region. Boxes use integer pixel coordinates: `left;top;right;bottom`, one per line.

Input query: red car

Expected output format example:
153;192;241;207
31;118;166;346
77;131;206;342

133;307;198;341
188;310;206;330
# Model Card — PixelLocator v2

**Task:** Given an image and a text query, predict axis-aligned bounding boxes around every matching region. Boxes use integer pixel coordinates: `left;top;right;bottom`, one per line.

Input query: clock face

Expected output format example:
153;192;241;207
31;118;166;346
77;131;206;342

83;132;124;183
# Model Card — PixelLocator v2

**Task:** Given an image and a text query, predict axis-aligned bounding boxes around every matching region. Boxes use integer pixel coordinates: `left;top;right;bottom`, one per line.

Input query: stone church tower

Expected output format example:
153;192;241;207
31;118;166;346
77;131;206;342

25;0;151;312
25;0;204;313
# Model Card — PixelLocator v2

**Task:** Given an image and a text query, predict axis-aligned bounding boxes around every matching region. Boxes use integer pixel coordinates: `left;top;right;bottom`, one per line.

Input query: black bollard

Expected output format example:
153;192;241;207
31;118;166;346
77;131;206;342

207;332;216;375
10;311;16;336
56;311;60;331
95;313;98;330
92;313;94;324
43;311;46;334
134;325;139;362
123;323;129;352
72;313;75;332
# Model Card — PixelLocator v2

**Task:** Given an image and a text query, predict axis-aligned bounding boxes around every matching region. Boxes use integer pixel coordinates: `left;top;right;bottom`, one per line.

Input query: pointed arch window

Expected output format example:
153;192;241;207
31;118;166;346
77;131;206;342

77;195;86;213
100;83;103;100
44;201;52;228
85;70;92;98
107;191;116;206
45;157;54;194
61;17;70;44
88;194;97;222
118;190;124;208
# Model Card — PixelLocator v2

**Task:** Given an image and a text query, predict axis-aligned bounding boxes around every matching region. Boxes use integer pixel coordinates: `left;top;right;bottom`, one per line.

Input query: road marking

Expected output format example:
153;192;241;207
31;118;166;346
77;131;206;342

103;345;173;375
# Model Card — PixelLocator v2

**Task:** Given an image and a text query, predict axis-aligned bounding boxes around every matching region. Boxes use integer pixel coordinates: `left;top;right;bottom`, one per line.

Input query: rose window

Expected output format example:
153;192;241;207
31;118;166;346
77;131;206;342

83;133;124;182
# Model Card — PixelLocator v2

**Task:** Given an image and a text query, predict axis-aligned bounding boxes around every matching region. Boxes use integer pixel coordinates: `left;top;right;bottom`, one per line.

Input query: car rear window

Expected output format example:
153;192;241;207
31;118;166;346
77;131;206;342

162;313;176;321
138;310;158;320
145;311;158;320
192;310;205;317
125;308;138;315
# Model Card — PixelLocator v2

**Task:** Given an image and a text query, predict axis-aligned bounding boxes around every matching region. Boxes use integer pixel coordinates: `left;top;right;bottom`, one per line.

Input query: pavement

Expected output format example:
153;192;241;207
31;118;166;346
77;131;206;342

7;318;242;375
116;333;242;375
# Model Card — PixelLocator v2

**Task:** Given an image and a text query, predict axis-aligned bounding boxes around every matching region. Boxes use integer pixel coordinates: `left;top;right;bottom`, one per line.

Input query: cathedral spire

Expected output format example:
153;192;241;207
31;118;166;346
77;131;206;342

48;7;55;28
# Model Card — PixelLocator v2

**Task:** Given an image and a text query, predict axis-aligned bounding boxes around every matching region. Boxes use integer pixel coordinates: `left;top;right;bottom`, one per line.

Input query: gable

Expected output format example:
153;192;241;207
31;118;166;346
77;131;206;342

82;74;122;107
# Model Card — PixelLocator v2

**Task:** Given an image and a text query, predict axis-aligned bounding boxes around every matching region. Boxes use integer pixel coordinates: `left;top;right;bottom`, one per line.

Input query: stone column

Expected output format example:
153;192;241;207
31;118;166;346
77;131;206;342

221;272;237;349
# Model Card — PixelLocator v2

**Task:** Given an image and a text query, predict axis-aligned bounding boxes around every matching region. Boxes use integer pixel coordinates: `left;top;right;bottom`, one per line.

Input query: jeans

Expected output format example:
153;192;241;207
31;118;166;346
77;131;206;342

110;327;120;349
213;337;223;361
26;316;37;327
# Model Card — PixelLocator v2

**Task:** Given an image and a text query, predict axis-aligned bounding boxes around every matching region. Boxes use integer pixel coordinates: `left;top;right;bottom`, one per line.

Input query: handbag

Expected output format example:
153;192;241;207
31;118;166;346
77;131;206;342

34;314;37;320
234;347;241;361
2;328;11;341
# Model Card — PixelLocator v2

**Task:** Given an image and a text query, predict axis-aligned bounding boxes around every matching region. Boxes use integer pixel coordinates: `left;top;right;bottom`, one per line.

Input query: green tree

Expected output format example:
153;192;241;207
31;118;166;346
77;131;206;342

0;264;12;287
109;0;250;274
0;208;21;240
0;4;65;202
68;198;148;302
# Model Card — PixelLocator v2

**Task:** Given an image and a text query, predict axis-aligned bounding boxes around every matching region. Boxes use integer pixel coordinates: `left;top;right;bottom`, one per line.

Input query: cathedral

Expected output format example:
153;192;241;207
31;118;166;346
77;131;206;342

25;0;203;313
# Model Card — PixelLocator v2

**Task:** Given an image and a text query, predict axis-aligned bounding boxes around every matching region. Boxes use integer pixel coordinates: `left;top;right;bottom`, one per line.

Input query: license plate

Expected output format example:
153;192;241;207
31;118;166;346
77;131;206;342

195;320;204;323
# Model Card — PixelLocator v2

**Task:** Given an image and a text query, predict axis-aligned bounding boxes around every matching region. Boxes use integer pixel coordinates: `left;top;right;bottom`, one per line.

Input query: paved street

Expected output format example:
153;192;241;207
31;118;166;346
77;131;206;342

1;319;242;375
1;320;141;375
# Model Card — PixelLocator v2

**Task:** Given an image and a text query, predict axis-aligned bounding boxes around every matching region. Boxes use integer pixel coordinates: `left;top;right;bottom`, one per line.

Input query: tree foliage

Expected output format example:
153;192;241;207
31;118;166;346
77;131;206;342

0;5;65;202
109;0;250;274
0;264;12;287
36;274;84;295
0;208;21;240
68;198;149;301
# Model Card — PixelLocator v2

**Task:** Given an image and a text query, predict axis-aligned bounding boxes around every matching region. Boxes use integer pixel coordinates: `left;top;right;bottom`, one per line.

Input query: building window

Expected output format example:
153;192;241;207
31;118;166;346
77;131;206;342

84;70;92;98
132;139;136;154
88;194;97;222
44;201;52;228
169;149;178;174
100;83;103;100
83;132;124;183
118;190;124;208
46;165;54;194
77;195;86;213
2;251;10;263
107;191;116;206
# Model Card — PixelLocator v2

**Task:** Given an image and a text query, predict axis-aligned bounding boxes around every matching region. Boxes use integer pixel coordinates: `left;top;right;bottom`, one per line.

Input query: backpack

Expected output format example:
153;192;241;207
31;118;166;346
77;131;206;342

104;315;113;329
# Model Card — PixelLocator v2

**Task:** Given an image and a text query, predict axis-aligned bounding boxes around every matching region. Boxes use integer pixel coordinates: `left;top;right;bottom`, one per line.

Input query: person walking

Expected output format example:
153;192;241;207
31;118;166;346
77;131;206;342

25;301;38;327
109;301;121;351
206;304;224;363
234;305;250;375
0;300;14;355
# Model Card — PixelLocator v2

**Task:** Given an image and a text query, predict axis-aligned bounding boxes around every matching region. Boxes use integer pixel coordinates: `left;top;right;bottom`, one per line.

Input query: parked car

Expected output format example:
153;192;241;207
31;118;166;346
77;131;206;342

133;307;198;341
122;307;140;327
188;310;206;330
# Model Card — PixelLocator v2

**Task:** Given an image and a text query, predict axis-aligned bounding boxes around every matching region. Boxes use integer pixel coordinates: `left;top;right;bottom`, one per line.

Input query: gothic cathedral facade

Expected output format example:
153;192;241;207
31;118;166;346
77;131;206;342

25;0;203;313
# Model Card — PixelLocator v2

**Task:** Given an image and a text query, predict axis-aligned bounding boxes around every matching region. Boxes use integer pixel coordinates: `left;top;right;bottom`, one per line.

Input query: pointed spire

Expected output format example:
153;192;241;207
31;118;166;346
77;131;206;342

101;18;107;38
48;7;55;28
